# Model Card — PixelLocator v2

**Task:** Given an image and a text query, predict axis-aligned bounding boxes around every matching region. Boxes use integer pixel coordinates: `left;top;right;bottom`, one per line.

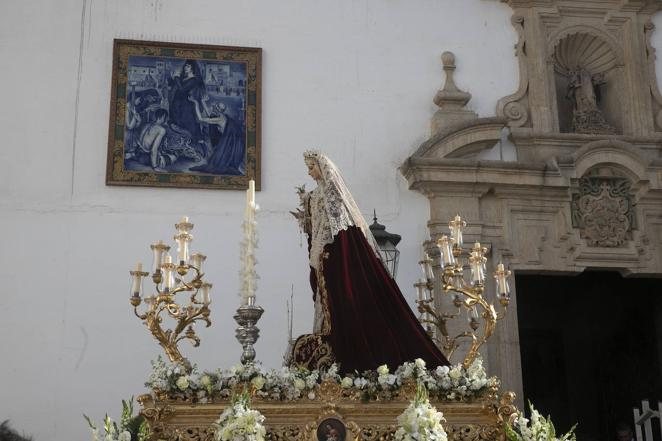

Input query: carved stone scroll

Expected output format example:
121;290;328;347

496;15;529;128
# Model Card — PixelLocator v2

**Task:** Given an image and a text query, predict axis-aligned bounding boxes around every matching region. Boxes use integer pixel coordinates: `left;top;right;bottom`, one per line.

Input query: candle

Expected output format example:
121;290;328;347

248;179;256;224
495;262;510;297
150;240;169;273
248;179;255;203
201;283;212;305
469;242;485;285
424;253;435;280
449;215;465;247
240;179;258;306
175;233;190;264
162;254;175;291
130;262;143;297
190;253;206;272
437;235;455;267
416;279;427;301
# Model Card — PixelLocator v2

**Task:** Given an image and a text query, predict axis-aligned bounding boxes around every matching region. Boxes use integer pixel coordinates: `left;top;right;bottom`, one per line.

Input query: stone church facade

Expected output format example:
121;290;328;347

402;0;662;400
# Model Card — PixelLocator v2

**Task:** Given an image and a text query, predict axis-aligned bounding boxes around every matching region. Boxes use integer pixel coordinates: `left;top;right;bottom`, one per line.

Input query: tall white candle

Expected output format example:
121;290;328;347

131;263;143;296
240;179;258;306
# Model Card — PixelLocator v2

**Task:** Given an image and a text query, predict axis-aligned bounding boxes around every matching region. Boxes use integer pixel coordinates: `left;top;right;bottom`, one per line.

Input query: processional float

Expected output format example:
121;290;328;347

125;181;519;441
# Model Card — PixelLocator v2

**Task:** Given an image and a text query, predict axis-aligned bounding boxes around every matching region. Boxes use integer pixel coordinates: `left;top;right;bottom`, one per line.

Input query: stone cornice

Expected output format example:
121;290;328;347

501;0;662;14
413;117;508;158
401;157;567;192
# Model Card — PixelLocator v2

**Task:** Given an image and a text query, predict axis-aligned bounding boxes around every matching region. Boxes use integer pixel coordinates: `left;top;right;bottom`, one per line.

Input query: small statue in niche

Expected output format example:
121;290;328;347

566;67;616;134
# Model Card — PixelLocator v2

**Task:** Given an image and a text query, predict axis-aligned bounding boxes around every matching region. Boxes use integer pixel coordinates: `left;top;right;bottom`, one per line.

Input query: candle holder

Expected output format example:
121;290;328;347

233;301;264;364
415;215;511;369
129;217;212;367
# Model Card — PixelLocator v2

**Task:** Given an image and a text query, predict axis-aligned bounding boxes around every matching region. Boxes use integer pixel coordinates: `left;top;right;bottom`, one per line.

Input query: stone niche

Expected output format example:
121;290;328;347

552;31;621;134
401;0;662;404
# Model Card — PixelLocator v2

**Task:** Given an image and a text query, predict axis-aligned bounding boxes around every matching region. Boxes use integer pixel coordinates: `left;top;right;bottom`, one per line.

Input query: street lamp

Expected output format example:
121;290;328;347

369;210;402;278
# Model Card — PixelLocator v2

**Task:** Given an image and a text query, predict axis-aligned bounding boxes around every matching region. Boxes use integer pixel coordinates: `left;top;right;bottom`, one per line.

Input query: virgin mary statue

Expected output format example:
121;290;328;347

290;150;449;374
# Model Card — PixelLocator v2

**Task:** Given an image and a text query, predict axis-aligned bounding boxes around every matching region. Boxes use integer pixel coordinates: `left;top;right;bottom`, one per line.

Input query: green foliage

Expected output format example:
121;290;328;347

84;397;150;441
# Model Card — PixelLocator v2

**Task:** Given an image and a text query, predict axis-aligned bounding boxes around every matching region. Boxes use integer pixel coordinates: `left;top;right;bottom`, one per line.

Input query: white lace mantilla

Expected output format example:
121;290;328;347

305;152;382;271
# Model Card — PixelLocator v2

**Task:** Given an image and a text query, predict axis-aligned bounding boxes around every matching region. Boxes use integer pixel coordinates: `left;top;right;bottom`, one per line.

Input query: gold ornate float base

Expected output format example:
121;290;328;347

138;389;516;441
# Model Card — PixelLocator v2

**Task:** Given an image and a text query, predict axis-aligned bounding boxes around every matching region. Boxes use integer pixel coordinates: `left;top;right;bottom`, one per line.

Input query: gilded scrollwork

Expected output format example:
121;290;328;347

446;424;500;441
177;426;216;441
138;389;516;441
266;425;304;441
318;379;343;402
357;424;397;441
497;391;518;426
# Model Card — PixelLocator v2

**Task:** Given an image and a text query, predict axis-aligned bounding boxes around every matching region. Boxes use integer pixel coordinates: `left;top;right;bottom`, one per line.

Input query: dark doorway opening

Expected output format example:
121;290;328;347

516;271;662;441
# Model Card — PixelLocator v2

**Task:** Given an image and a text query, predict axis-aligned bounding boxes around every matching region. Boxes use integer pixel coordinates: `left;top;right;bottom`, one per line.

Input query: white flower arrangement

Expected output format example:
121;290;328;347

145;356;497;403
214;392;266;441
505;402;576;441
84;398;149;441
395;384;448;441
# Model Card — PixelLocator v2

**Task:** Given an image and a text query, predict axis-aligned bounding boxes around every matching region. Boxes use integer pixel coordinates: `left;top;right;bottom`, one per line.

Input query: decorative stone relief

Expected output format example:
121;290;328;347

571;176;635;247
644;21;662;131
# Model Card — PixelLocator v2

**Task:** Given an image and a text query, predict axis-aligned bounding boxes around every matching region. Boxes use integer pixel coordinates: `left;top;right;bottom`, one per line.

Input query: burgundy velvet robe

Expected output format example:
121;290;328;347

307;226;449;373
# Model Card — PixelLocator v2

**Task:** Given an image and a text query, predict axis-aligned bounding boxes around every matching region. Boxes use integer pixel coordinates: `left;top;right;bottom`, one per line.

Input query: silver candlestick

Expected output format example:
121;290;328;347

234;301;264;364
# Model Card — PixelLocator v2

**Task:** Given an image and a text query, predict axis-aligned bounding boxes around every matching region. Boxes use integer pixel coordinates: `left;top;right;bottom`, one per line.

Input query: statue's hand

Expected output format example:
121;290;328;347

295;184;307;204
290;208;304;220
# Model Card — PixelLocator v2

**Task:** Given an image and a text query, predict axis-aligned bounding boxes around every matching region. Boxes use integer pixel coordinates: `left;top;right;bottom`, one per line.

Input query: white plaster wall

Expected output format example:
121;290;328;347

0;1;520;439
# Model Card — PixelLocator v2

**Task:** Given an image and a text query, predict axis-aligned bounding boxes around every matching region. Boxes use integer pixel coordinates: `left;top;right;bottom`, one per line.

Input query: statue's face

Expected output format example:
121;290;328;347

306;160;322;181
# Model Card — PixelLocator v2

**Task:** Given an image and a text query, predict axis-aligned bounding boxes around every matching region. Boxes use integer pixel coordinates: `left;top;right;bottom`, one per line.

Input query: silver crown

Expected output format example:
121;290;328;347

303;149;321;161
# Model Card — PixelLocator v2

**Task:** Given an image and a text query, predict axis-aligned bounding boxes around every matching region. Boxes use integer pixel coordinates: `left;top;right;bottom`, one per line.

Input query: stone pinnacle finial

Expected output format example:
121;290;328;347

431;51;477;135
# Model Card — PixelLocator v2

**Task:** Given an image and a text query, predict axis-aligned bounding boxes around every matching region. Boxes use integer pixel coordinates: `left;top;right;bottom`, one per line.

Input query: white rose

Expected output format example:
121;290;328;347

435;366;450;376
377;364;389;375
176;375;189;391
293;378;305;390
448;367;462;380
415;358;426;369
251;376;266;390
308;391;316;400
200;375;211;387
341;377;353;388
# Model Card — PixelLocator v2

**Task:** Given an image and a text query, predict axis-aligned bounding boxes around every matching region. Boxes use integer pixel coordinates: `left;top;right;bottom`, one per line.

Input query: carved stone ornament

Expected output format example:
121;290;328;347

496;15;529;128
571;176;635;247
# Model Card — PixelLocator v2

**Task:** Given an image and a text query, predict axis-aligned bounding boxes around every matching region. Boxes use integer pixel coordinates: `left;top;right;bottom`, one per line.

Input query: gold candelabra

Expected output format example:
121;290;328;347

129;217;212;366
415;215;511;368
